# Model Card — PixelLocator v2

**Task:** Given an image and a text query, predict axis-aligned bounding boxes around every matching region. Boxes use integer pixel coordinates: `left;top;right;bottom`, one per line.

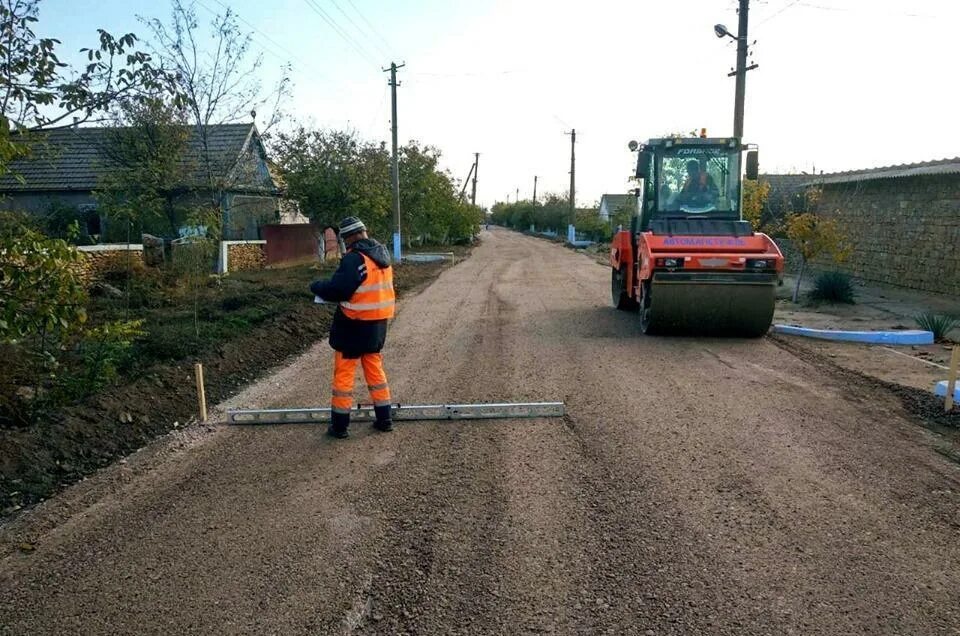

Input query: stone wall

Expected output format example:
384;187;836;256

815;174;960;296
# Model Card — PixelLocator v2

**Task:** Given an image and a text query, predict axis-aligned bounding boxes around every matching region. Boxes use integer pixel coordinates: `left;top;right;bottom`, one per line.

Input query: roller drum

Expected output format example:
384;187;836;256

643;272;777;337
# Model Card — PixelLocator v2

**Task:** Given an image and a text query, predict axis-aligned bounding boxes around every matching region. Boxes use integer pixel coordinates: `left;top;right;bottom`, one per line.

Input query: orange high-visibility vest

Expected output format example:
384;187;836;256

340;252;395;320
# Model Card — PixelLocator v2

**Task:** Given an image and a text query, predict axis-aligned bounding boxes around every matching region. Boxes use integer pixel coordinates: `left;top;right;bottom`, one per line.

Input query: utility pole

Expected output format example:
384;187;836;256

733;0;750;139
471;152;479;207
533;175;538;205
566;129;576;224
516;187;520;202
383;61;405;261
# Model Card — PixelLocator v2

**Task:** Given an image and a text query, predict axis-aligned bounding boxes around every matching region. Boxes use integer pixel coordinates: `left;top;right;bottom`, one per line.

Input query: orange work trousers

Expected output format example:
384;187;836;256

331;351;391;415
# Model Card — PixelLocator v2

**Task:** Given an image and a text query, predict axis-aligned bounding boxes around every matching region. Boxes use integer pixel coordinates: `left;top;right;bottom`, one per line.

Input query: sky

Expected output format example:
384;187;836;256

38;0;960;209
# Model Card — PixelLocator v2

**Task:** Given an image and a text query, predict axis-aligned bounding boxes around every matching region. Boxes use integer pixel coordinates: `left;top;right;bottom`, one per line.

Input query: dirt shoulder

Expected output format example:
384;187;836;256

0;250;468;518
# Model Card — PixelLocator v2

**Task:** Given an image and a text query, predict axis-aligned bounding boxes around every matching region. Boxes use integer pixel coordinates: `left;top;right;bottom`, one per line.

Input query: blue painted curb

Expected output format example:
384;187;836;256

772;324;934;345
934;381;960;402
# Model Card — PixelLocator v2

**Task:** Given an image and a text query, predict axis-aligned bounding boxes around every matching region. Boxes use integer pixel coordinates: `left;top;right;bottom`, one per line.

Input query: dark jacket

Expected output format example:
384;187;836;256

310;238;392;358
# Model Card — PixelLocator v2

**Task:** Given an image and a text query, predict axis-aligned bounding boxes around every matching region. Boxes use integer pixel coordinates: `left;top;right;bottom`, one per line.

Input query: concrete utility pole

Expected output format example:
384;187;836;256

471;152;479;207
383;61;405;261
532;175;538;205
566;129;576;224
733;0;750;139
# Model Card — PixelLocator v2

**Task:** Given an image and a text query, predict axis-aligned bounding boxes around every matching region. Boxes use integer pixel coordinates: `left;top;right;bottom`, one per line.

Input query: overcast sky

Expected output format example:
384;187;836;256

41;0;960;209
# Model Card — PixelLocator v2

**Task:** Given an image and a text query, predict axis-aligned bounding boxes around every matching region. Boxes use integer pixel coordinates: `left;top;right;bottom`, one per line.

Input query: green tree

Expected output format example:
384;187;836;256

400;142;479;244
0;0;177;189
0;0;175;132
273;128;480;245
272;128;391;236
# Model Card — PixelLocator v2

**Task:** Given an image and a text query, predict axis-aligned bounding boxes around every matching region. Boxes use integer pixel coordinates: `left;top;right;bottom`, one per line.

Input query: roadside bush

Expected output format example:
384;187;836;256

809;271;855;304
0;226;88;350
57;320;145;399
915;312;959;342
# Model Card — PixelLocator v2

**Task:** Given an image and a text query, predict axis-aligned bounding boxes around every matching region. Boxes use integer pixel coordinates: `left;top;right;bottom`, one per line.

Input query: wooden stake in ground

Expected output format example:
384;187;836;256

195;362;208;422
947;346;959;412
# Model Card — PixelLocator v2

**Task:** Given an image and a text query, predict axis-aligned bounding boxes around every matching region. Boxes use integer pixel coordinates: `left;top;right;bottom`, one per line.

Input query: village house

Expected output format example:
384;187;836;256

0;122;288;241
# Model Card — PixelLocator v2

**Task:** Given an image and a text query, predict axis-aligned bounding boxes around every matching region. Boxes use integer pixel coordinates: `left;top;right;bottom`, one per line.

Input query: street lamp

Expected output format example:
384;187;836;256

714;1;754;139
714;23;735;40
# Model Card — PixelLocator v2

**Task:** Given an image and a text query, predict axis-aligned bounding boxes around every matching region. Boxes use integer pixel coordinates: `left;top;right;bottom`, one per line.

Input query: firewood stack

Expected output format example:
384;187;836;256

228;244;266;271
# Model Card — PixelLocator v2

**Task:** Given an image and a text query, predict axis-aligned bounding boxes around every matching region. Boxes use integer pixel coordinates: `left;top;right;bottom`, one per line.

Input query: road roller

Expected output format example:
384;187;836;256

610;134;784;337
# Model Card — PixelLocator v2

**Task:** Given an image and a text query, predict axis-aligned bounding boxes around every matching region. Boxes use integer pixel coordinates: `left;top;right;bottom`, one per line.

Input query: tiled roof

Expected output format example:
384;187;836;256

0;123;267;191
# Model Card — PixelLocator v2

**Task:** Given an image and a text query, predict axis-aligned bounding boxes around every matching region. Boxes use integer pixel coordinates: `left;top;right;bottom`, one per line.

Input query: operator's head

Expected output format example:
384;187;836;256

686;160;701;176
338;216;368;246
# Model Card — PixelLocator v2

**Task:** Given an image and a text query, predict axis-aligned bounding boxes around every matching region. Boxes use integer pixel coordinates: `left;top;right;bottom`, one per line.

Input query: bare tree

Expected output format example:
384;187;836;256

142;0;290;218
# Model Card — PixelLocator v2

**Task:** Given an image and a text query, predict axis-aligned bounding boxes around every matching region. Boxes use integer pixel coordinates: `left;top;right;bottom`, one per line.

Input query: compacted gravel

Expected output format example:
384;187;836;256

2;228;959;635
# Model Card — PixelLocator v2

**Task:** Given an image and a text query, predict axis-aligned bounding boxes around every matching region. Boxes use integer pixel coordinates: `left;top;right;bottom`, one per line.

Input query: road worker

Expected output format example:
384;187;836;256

310;216;395;438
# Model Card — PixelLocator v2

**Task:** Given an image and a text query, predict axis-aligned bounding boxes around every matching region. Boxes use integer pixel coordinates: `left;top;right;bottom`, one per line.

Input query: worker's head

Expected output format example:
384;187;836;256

686;160;701;176
338;216;368;246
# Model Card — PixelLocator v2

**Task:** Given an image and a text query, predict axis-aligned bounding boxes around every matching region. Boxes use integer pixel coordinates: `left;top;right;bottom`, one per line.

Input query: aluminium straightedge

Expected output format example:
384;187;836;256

227;402;565;425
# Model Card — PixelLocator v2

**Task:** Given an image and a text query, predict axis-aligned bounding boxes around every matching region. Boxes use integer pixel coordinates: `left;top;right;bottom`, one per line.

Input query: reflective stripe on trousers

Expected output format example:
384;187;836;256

331;350;392;413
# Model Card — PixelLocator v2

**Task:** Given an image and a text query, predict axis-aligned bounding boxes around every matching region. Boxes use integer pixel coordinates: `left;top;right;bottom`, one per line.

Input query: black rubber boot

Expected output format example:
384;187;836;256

328;412;350;439
373;405;393;432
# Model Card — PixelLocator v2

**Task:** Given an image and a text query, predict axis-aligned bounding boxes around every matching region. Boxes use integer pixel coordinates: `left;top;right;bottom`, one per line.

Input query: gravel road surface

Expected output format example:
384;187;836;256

2;228;959;635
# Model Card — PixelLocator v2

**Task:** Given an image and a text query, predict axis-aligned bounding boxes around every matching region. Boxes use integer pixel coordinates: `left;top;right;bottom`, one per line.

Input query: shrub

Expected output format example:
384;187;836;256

915;312;959;342
58;320;145;399
809;271;855;304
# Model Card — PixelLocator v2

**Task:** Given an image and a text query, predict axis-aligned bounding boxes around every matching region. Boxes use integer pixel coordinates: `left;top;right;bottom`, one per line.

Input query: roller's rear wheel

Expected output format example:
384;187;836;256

612;267;638;311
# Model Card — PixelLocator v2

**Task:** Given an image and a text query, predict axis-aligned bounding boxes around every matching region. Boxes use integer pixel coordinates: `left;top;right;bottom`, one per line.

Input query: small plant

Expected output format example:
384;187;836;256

60;320;145;399
809;271;855;304
915;312;960;342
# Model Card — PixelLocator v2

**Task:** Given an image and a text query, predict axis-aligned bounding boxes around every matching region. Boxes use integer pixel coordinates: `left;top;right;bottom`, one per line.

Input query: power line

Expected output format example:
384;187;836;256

205;0;302;65
755;0;800;26
796;1;938;19
326;0;390;59
343;0;394;57
305;0;378;65
303;0;379;67
194;0;344;87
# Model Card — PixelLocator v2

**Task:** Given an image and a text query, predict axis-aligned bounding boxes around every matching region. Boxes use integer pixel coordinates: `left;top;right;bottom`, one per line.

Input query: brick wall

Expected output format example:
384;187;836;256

815;174;960;296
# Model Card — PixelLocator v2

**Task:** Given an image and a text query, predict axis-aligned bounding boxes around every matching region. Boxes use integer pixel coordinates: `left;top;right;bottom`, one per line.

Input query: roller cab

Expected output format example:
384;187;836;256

611;135;783;337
